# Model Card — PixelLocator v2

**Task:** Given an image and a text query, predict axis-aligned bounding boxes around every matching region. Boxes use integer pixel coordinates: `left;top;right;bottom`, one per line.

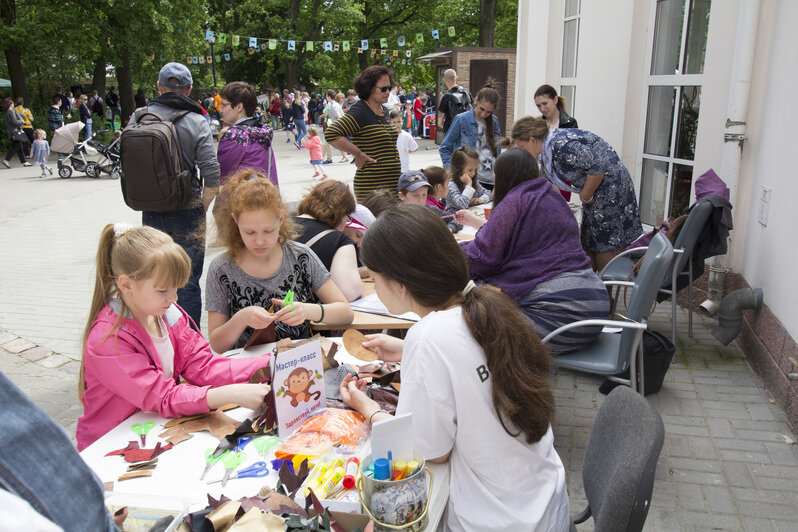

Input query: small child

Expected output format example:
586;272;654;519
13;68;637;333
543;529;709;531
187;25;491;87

422;166;462;233
397;170;431;206
402;101;413;132
31;129;53;178
390;109;417;173
77;224;272;451
302;125;327;180
445;145;492;216
363;189;398;218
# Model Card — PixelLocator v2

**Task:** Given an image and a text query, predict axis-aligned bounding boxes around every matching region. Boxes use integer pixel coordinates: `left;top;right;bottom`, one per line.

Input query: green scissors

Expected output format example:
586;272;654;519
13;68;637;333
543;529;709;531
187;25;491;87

253;436;279;459
200;449;228;480
217;451;247;487
131;420;155;446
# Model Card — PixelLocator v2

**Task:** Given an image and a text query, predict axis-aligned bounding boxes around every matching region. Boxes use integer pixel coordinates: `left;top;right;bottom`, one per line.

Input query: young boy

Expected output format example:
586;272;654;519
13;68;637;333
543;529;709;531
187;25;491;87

390;109;417;173
397;170;431;206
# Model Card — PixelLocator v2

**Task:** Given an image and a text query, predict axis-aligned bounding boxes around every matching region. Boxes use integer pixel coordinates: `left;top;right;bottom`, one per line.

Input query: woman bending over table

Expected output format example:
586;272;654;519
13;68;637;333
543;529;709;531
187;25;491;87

340;204;570;531
511;116;642;270
455;148;609;354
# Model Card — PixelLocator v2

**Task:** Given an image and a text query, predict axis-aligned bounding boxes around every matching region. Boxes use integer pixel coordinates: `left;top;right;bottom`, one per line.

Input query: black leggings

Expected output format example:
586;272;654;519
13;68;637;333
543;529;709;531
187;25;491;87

4;140;26;164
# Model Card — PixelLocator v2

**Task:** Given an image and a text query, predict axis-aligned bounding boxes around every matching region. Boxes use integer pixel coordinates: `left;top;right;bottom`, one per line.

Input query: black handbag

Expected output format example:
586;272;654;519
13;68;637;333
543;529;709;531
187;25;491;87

599;330;675;396
12;129;28;143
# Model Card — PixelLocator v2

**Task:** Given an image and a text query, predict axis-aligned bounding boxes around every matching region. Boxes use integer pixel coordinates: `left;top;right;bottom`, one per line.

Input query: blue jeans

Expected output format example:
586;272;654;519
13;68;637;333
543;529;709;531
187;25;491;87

270;115;280;130
142;206;205;328
0;371;118;531
110;105;121;130
83;118;93;140
295;118;307;145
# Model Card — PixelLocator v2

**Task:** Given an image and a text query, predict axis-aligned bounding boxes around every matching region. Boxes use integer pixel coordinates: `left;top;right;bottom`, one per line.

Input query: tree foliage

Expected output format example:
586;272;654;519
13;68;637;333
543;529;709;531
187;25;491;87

1;0;517;109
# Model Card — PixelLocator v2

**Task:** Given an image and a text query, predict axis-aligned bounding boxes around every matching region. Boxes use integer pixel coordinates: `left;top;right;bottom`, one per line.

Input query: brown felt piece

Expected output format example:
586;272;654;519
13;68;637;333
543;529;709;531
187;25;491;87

244;321;277;349
342;329;379;361
118;470;152;482
127;458;158;471
158;410;239;445
122;442;174;463
162;405;238;428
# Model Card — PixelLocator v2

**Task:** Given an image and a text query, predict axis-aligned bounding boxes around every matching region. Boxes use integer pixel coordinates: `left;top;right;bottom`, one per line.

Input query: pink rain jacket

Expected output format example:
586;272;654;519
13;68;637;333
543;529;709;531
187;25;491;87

76;300;270;450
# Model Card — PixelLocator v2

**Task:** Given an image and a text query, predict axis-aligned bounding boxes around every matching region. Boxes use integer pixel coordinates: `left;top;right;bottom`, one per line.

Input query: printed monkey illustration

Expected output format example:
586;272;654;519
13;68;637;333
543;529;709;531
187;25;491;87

284;366;322;407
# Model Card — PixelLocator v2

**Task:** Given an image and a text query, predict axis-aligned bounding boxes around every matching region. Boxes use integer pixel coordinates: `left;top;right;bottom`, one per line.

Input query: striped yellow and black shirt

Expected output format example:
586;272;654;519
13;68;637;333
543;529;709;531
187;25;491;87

325;100;400;202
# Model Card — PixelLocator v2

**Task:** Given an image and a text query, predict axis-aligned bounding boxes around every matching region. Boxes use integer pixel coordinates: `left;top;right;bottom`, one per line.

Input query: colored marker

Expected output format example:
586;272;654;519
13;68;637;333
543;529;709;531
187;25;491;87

342;456;360;490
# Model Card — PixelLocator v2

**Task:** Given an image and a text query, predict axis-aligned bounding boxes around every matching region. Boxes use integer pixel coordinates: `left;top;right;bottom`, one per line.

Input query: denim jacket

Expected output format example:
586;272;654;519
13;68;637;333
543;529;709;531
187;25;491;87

438;109;502;169
0;371;119;531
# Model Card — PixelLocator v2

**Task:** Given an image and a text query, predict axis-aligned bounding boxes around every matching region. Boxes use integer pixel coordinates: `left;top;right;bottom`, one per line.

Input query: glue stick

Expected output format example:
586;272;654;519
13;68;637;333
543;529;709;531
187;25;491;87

316;466;345;499
342;457;360;490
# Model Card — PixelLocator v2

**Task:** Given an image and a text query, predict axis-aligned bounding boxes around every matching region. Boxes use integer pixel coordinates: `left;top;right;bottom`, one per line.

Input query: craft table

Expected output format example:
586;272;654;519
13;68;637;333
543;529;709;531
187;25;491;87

79;340;449;531
312;282;417;332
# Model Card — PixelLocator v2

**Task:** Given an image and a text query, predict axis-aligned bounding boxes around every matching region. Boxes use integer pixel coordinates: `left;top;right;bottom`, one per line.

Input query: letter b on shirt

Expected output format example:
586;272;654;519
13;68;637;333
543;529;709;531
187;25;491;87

476;364;490;383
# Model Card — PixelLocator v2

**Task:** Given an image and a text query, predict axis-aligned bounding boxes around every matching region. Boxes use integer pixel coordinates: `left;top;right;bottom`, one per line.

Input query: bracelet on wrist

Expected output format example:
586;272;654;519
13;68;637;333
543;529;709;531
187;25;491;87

316;303;325;322
369;409;388;424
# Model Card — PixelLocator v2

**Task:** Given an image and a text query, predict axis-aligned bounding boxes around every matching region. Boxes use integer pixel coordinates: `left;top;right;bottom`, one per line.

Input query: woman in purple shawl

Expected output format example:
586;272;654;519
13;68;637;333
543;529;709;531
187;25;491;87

455;148;610;354
216;82;279;191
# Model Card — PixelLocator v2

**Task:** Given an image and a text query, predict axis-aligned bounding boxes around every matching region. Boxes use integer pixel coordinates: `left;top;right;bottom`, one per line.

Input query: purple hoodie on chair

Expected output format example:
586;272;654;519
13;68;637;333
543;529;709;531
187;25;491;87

217;116;279;187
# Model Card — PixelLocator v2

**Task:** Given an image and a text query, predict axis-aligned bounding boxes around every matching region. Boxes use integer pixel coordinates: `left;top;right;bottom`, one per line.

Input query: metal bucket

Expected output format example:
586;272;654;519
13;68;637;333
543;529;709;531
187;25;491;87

356;452;433;531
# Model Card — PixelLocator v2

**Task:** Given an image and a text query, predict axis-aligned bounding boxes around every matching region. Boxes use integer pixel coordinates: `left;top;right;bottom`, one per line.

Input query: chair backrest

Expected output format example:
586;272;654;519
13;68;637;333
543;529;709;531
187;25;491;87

617;233;673;365
582;386;665;532
663;199;713;285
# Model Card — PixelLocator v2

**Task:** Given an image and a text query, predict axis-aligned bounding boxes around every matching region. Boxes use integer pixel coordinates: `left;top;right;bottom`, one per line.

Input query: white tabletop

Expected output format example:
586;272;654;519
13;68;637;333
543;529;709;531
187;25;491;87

80;339;449;529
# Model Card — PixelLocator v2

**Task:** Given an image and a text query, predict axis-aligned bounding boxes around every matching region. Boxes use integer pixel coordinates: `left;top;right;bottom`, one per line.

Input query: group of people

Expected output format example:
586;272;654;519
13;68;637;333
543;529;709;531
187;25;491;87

3;59;650;531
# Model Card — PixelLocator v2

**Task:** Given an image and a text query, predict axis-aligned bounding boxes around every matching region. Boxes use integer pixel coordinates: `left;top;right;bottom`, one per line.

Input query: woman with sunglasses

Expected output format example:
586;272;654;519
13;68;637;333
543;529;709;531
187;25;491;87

293;179;363;301
326;65;401;202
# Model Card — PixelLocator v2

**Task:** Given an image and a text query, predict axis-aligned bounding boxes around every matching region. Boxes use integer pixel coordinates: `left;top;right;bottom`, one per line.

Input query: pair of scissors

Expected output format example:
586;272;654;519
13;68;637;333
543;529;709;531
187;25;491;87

131;420;155;446
212;451;247;487
208;461;271;485
282;275;297;311
200;449;228;480
253;436;279;459
233;436;252;452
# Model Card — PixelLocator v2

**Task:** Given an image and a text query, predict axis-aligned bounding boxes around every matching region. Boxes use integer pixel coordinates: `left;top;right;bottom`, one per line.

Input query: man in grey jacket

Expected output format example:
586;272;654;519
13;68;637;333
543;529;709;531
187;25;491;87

131;62;219;327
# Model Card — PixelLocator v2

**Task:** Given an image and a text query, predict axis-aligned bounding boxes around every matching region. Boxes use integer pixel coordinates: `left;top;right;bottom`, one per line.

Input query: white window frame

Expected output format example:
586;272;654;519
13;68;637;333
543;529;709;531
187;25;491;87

560;0;580;115
636;0;706;228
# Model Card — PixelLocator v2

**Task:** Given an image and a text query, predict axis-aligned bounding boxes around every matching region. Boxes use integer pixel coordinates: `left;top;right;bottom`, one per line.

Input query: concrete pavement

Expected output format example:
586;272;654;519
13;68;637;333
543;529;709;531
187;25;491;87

2;136;798;530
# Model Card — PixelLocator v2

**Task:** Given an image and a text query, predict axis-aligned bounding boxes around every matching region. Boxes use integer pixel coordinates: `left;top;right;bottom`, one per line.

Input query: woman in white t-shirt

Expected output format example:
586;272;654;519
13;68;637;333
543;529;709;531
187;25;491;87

340;204;571;532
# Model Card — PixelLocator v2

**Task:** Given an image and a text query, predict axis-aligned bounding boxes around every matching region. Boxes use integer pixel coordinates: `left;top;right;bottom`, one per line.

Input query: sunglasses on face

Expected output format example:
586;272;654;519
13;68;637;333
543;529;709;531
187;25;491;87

376;85;392;93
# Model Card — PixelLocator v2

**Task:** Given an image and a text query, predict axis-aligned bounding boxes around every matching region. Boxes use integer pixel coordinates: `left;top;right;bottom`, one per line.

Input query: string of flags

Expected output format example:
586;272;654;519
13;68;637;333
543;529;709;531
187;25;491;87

186;26;458;66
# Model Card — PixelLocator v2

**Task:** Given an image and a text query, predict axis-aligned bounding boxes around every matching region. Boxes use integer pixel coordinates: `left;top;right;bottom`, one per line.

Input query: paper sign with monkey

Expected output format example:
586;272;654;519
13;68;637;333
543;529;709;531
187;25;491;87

272;339;326;438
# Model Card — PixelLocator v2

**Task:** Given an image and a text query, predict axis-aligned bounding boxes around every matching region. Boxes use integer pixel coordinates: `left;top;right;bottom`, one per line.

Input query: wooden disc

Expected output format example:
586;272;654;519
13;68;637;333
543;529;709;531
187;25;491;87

342;329;379;362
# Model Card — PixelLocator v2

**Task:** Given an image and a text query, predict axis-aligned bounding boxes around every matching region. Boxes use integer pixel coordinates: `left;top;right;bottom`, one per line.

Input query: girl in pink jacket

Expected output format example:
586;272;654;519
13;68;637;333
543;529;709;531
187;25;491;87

76;223;272;451
302;125;327;180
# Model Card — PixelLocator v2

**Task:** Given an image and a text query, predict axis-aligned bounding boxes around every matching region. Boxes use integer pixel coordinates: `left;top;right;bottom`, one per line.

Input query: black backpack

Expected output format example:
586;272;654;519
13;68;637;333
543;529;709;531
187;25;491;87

119;110;193;211
449;87;472;117
91;97;104;116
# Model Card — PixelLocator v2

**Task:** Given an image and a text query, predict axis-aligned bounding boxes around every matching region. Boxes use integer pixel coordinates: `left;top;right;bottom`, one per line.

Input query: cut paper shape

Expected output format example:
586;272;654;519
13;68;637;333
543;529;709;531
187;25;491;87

217;33;227;44
448;26;456;37
416;32;424;43
126;458;158;471
158;410;240;445
342;40;350;51
306;41;314;51
118;470;152;482
105;441;173;463
333;44;339;51
361;39;369;50
224;53;231;61
432;29;440;39
249;37;257;48
379;38;387;48
205;30;215;42
324;41;332;51
398;35;406;47
287;40;295;51
342;329;379;362
269;39;277;50
232;35;240;46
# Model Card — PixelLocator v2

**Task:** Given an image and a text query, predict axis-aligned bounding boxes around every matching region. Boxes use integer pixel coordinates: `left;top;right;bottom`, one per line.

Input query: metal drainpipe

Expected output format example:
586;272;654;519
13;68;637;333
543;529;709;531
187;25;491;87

700;0;761;315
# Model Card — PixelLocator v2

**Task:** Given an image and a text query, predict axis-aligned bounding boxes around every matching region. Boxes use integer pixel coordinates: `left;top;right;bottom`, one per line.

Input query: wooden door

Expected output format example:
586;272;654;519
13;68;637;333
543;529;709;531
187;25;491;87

469;59;508;134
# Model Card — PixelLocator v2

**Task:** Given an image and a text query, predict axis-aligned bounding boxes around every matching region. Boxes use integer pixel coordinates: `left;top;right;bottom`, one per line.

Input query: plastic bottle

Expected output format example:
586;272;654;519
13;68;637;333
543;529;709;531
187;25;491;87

342;457;360;490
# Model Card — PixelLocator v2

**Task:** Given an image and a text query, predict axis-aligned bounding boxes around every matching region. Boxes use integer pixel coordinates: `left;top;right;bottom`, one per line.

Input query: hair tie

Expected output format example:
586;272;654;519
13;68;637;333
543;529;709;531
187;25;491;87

461;280;476;297
113;223;133;238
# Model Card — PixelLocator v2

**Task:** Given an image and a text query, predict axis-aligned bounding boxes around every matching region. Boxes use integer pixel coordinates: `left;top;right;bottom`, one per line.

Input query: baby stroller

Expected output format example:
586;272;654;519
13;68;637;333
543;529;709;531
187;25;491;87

51;123;115;179
87;130;122;180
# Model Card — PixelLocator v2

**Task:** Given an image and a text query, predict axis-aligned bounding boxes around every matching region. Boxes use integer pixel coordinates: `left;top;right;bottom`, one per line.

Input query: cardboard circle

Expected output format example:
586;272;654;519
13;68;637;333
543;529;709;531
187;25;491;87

342;329;380;362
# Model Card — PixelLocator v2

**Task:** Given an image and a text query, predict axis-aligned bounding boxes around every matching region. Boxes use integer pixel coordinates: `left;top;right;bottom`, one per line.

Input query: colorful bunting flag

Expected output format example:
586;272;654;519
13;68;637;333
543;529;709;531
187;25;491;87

232;35;240;46
432;29;439;39
357;47;362;54
247;47;255;55
448;26;456;37
224;53;231;61
380;38;387;48
198;56;205;64
269;39;277;50
288;40;296;51
192;56;199;64
186;55;193;64
342;41;350;51
205;30;215;42
416;33;424;43
215;55;221;62
406;50;412;57
393;50;398;57
249;37;257;48
306;41;314;51
361;39;369;50
206;55;213;63
398;35;406;47
218;33;227;44
334;44;340;51
324;41;332;51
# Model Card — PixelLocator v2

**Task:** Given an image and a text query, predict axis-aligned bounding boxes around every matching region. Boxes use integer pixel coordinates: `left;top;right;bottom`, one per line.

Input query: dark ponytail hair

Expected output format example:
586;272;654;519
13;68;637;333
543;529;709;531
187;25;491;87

360;204;554;444
475;80;500;157
492;147;541;208
449;146;479;193
533;84;567;114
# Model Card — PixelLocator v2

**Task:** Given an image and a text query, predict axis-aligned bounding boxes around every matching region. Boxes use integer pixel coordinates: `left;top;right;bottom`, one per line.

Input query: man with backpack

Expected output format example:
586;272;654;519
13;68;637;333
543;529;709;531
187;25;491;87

437;69;473;133
89;91;105;124
106;86;121;130
122;62;220;327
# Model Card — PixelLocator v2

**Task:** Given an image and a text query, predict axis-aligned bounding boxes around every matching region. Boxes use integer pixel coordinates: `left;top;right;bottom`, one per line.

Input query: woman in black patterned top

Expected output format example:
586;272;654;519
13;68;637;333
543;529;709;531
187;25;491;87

326;65;401;202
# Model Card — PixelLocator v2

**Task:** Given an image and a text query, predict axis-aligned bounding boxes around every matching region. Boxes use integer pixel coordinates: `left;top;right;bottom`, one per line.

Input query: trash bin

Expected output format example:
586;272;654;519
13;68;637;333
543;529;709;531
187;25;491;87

424;114;436;140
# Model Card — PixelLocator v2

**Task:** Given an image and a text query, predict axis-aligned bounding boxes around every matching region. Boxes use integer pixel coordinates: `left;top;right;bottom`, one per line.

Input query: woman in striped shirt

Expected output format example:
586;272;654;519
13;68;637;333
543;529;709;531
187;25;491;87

326;65;401;202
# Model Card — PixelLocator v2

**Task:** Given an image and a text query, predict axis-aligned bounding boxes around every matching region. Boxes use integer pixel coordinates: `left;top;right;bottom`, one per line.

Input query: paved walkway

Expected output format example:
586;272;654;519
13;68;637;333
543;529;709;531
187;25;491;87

2;137;797;530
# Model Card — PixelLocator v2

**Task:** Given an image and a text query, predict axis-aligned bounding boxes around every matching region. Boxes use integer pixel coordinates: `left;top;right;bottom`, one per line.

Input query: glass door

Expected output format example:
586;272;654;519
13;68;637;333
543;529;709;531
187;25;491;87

639;0;711;226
